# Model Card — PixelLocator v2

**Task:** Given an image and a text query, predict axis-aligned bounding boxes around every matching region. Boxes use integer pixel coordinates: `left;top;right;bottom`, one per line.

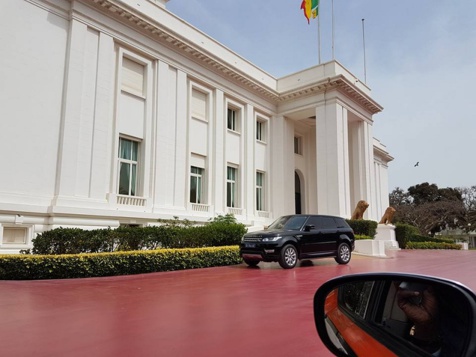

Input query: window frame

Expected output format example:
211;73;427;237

190;166;204;204
118;136;140;197
227;107;238;132
294;136;303;155
256;171;265;211
226;166;238;208
256;116;268;143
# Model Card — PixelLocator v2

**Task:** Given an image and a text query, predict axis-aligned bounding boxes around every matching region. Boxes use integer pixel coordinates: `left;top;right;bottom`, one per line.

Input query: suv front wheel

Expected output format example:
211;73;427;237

279;244;298;269
334;242;351;264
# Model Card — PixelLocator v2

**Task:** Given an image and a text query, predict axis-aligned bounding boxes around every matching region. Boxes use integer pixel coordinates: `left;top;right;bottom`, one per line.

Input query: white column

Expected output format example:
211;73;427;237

244;103;255;220
89;32;115;200
173;69;188;208
365;122;377;220
154;61;175;208
54;19;89;199
316;101;351;217
270;116;294;218
213;89;225;215
348;120;377;220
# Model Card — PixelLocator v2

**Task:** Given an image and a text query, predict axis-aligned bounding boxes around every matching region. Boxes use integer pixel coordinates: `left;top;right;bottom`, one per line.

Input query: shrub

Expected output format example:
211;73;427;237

409;235;454;244
0;246;241;280
346;219;377;238
395;223;419;248
405;242;462;250
30;218;247;255
355;234;373;240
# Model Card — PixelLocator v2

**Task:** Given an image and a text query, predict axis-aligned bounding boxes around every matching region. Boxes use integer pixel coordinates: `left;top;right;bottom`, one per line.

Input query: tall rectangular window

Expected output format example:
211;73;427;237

256;120;265;141
294;136;303;155
118;138;139;196
256;172;264;211
227;166;237;207
190;166;203;204
121;57;145;97
227;108;237;131
191;89;207;121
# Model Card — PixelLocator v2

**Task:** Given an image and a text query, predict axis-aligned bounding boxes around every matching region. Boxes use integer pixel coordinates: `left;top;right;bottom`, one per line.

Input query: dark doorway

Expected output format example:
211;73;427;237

295;171;302;214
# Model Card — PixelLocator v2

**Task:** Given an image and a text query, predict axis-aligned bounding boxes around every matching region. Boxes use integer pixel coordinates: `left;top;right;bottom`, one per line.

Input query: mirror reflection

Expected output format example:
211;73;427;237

323;279;471;356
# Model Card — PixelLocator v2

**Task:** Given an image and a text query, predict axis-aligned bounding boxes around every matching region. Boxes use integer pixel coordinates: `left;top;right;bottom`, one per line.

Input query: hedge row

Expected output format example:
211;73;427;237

355;234;373;240
409;235;455;244
395;223;460;249
405;242;462;250
347;219;378;238
0;246;241;280
29;219;246;255
395;223;420;248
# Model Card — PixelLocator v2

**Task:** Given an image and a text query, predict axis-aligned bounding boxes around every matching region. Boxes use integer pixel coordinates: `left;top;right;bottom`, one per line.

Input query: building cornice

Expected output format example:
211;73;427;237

88;0;382;114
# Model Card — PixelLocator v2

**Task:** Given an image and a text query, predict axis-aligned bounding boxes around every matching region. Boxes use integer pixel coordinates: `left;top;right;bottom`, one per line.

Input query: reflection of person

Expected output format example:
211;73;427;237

397;285;441;354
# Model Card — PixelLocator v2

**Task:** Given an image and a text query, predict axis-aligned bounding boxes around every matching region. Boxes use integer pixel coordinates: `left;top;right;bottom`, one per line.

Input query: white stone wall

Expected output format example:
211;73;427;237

0;0;392;252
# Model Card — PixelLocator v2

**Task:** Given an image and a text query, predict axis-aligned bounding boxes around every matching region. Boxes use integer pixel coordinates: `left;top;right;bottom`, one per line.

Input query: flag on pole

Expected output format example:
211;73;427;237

300;0;319;24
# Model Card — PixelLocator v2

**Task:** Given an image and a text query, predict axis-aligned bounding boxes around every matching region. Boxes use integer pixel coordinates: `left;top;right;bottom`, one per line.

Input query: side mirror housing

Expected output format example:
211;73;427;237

314;273;476;356
304;224;315;232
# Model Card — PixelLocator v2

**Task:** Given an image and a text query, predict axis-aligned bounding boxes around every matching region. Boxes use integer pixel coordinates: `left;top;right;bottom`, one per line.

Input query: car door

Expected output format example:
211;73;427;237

313;216;339;253
299;216;334;255
298;216;316;255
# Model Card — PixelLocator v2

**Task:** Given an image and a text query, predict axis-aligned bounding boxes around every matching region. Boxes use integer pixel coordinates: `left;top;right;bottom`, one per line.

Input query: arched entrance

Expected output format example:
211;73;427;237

295;171;302;214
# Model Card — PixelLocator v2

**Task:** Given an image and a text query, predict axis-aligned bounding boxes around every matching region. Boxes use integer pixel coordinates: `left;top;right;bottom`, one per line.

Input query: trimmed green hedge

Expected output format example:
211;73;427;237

395;223;459;249
0;246;241;280
395;223;420;248
29;219;246;255
355;234;373;240
405;242;462;250
409;235;455;244
346;219;378;238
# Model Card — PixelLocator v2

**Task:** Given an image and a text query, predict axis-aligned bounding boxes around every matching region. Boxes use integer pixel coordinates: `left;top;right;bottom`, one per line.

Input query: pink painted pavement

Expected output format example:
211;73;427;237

1;250;475;357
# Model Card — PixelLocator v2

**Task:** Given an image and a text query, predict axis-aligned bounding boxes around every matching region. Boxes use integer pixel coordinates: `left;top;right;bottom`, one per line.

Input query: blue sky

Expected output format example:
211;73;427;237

167;0;476;191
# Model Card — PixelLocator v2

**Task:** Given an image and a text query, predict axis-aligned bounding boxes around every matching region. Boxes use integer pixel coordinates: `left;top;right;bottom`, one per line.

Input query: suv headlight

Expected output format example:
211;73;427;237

262;236;281;242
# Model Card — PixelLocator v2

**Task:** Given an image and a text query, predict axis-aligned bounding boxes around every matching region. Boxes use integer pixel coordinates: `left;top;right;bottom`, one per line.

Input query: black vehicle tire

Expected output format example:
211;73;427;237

279;244;298;269
243;259;259;267
334;242;351;264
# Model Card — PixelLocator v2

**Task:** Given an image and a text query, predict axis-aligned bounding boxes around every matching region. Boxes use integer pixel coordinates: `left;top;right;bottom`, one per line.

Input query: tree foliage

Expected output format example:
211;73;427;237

390;182;473;236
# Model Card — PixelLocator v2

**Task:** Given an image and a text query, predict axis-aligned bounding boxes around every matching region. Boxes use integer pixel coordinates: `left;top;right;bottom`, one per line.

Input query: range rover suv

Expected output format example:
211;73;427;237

240;214;355;269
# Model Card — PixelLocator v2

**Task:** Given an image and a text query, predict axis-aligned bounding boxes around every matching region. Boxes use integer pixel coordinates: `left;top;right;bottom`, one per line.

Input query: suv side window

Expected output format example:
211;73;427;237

312;217;337;229
334;217;349;228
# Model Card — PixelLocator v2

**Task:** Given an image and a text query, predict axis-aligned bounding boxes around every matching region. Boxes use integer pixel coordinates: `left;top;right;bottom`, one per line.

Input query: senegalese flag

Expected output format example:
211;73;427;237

300;0;319;24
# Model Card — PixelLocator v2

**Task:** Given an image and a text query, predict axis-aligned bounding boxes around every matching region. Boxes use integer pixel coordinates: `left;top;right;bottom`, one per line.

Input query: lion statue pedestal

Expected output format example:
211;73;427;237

374;206;400;250
375;224;400;250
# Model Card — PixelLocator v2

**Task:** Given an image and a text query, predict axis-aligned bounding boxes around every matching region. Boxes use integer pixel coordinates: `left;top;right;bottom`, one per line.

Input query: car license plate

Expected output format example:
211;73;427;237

245;243;256;248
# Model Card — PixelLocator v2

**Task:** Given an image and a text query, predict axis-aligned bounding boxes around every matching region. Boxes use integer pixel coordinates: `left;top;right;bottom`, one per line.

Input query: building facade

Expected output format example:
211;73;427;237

0;0;393;253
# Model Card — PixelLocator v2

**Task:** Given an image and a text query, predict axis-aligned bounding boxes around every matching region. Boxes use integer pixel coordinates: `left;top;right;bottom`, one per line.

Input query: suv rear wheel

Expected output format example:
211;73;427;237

243;259;259;267
279;244;298;269
334;242;351;264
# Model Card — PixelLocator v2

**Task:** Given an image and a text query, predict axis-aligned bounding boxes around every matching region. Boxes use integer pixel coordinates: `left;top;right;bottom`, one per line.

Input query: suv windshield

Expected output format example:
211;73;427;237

268;216;308;231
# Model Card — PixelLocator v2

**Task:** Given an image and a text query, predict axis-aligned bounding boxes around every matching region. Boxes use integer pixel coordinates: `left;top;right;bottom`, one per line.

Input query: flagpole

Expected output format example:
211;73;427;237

318;9;321;64
362;18;367;83
332;0;335;59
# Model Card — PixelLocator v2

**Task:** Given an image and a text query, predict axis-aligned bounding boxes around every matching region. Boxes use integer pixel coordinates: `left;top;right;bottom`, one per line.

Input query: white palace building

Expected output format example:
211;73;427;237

0;0;393;253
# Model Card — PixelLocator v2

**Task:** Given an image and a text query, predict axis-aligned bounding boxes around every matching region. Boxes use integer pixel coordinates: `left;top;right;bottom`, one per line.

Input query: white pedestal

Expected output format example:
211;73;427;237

354;239;387;257
375;224;400;250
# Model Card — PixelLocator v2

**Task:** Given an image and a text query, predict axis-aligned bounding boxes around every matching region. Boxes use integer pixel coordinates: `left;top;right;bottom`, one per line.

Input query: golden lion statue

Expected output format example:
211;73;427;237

351;200;369;220
379;206;396;225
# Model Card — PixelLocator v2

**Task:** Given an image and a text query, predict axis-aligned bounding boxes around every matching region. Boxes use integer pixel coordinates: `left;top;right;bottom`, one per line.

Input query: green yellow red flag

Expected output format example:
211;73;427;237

300;0;319;24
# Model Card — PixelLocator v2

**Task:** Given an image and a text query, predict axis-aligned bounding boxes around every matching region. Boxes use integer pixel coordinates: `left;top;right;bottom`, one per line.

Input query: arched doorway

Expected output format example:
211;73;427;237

295;171;302;214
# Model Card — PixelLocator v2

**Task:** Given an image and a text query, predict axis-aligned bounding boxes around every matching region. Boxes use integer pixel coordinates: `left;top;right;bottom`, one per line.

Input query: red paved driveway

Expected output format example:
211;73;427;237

1;250;475;357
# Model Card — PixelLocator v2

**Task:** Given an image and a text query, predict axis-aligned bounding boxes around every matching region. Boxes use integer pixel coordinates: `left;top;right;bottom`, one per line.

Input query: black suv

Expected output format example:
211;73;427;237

240;214;355;269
